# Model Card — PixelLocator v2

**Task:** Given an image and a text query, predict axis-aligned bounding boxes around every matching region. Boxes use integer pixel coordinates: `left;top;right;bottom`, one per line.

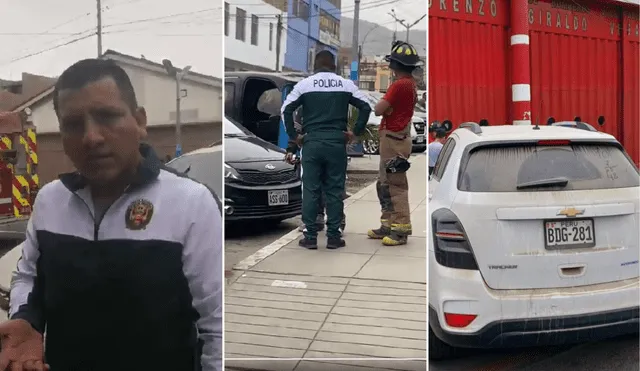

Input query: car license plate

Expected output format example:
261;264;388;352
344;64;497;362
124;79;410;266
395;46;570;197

416;135;424;143
544;218;595;249
268;190;289;206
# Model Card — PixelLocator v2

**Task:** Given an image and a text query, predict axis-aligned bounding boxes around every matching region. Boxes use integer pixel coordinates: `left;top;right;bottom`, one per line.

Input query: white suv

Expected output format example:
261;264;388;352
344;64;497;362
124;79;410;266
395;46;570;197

428;122;640;359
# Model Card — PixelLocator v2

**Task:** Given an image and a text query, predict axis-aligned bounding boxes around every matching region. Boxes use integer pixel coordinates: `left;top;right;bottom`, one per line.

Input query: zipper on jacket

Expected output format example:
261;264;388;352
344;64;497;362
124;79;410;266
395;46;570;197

73;185;131;241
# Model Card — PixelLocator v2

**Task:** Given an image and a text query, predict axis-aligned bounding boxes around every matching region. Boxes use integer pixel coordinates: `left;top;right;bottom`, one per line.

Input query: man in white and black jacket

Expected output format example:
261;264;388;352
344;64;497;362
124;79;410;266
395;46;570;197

0;59;222;371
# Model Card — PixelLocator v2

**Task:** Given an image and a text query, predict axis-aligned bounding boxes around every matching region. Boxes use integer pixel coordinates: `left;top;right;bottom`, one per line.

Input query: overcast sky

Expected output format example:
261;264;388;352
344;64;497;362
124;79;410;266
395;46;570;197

0;0;221;80
342;0;426;30
0;0;423;80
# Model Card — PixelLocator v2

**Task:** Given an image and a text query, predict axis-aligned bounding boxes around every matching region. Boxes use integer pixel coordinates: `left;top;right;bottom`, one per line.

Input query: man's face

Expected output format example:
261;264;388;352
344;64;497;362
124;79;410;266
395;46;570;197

57;77;147;184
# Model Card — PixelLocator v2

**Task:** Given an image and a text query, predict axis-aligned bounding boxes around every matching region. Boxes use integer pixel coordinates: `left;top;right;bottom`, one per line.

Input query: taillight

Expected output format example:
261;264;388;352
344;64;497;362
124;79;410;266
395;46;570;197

537;140;571;146
432;208;478;270
445;313;477;328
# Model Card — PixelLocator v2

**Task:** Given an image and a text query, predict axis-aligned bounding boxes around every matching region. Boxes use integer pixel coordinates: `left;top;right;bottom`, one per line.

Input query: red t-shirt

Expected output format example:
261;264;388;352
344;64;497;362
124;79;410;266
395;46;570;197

380;77;416;132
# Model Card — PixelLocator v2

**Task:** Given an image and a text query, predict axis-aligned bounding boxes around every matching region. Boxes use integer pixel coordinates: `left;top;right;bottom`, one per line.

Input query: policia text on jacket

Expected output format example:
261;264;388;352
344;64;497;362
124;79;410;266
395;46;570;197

0;59;223;371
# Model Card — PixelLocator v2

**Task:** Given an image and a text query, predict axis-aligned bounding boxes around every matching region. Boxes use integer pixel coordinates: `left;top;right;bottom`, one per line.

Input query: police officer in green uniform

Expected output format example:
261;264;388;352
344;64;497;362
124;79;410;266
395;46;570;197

282;51;371;249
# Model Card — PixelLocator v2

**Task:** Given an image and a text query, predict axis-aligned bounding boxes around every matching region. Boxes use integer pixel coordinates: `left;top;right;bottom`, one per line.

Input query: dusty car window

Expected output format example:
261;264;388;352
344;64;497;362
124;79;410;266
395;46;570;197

460;143;639;192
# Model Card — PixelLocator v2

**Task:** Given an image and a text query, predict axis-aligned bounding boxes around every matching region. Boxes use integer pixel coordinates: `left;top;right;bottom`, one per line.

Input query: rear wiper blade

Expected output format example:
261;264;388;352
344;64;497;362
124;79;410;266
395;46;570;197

517;177;569;190
183;166;191;174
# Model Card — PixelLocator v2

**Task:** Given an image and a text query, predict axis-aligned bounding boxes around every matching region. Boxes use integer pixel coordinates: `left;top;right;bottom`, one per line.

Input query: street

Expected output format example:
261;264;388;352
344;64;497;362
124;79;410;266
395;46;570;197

430;335;639;371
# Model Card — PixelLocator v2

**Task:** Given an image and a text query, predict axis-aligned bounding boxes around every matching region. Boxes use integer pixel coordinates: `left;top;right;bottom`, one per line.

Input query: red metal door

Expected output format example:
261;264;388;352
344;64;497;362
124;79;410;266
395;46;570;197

429;0;511;129
529;0;621;137
621;10;639;166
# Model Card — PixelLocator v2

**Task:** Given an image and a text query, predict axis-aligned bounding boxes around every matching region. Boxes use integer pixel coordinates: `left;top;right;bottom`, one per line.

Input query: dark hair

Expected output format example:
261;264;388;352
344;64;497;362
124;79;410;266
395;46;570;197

389;60;415;74
479;119;489;127
574;116;581;122
547;117;556;125
53;58;138;116
435;130;446;139
314;51;336;71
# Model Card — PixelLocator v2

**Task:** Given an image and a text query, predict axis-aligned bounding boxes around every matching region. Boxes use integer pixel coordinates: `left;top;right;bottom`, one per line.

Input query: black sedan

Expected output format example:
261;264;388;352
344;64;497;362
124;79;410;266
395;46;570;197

167;117;302;223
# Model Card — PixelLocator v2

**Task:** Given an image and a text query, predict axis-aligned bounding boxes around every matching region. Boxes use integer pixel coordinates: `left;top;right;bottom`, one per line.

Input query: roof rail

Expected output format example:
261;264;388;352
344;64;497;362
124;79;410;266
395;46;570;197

459;122;483;135
551;121;597;132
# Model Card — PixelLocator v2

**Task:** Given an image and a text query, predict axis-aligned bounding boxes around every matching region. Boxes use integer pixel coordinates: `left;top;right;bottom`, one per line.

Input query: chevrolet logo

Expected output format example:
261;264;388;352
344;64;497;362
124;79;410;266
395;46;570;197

557;207;585;218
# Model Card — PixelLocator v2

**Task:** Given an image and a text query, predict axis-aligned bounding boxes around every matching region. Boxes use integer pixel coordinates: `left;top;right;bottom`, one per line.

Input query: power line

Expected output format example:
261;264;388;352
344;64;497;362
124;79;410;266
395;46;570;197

0;15;219;37
0;34;95;66
0;10;219;65
102;8;220;29
229;0;401;20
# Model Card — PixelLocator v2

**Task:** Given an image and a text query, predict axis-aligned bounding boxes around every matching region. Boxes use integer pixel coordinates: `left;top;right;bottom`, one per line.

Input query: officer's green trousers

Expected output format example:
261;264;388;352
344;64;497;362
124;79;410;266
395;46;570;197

301;141;347;239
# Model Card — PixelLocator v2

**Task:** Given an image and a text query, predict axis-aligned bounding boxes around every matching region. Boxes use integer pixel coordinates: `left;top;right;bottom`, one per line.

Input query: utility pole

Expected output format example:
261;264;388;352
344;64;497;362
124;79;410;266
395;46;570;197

97;0;103;57
275;14;282;72
162;60;191;158
175;77;182;156
389;10;397;46
350;0;360;84
357;45;362;86
389;13;426;43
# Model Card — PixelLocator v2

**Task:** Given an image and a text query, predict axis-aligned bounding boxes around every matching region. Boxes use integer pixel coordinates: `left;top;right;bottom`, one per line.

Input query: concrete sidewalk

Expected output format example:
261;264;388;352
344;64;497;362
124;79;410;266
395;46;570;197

225;154;427;371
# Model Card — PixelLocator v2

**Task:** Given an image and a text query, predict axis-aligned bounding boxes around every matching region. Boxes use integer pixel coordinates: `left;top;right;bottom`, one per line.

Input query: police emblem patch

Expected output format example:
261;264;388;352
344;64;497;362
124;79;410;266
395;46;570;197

125;199;154;230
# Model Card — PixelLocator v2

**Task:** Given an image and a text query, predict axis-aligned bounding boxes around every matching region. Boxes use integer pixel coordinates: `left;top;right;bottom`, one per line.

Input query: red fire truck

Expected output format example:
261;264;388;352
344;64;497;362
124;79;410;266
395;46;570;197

0;111;38;222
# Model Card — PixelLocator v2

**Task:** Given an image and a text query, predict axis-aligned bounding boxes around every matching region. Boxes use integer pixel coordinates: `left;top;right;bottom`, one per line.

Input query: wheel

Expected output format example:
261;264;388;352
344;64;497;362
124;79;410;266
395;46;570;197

429;326;456;360
363;138;380;155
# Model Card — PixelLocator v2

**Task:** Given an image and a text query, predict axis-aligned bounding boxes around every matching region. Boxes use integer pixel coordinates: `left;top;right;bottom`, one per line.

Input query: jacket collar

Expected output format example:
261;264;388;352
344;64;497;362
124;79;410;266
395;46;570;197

59;143;162;192
313;68;336;74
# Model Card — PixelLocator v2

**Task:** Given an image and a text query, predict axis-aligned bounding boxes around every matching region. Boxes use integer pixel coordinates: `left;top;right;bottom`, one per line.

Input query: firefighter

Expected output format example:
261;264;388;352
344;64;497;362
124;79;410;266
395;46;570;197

367;41;422;246
282;50;371;249
0;59;222;371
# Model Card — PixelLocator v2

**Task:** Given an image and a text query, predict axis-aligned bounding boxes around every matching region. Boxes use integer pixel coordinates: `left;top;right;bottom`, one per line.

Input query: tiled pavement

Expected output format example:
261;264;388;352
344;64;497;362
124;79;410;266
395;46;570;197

225;154;427;371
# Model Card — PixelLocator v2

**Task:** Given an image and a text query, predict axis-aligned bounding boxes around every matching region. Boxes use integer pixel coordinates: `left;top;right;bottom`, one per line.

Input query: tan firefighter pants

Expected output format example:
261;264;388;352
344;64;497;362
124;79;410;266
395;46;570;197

376;128;412;233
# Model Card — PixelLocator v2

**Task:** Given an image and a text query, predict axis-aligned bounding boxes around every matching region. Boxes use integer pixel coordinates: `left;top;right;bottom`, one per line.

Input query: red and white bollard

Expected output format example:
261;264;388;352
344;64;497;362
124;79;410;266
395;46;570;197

510;0;532;125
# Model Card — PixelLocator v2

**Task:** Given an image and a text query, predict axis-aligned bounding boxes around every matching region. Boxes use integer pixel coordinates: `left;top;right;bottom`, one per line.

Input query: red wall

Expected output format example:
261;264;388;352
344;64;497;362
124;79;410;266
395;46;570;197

529;0;621;138
428;0;511;129
621;9;639;166
429;0;640;164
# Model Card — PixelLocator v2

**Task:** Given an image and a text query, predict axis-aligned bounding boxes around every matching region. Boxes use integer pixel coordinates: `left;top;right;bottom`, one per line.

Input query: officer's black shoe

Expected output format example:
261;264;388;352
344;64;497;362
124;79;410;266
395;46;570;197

299;237;318;249
327;237;346;249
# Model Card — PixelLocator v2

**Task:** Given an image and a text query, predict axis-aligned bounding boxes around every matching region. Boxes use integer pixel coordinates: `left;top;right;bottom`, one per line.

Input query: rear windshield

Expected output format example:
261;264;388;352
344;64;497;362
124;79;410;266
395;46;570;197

459;143;639;192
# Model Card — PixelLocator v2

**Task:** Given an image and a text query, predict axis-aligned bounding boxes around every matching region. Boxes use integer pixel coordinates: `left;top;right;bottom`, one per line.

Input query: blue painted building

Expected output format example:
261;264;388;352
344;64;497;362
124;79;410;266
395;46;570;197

283;0;341;73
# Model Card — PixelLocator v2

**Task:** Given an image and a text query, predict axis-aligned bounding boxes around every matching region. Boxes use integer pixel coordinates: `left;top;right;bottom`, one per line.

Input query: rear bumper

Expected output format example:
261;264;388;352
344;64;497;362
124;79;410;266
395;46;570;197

429;305;639;348
429;248;640;348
